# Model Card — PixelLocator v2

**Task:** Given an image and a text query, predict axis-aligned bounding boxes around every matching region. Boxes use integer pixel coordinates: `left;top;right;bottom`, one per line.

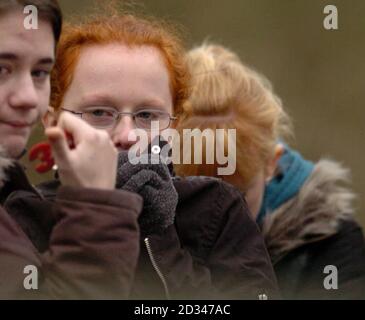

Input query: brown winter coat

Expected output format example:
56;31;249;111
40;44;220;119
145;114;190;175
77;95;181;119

1;156;279;299
0;154;143;299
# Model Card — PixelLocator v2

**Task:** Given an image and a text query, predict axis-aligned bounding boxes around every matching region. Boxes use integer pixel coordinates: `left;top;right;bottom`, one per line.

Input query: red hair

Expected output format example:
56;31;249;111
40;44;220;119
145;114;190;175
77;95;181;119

51;12;190;115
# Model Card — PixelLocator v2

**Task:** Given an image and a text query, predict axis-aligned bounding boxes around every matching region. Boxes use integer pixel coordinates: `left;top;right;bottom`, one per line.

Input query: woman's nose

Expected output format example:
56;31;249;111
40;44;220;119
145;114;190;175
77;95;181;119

111;115;138;151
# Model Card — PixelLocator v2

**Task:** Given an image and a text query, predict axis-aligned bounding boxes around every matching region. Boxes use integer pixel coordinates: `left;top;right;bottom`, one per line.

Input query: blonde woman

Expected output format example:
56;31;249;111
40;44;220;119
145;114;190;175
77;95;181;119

175;43;365;299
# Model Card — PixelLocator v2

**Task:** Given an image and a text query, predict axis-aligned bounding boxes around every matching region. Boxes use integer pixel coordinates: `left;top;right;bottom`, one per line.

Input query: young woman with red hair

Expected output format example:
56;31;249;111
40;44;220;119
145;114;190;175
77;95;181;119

7;10;279;299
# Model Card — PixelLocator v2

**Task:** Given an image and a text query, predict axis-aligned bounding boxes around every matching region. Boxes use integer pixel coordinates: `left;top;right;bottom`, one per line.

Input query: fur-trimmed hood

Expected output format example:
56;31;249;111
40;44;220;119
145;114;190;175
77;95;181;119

0;146;13;189
261;159;356;264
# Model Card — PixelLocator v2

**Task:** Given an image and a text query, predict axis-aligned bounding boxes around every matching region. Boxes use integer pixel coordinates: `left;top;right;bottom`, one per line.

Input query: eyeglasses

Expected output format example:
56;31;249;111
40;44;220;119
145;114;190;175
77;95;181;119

60;107;177;130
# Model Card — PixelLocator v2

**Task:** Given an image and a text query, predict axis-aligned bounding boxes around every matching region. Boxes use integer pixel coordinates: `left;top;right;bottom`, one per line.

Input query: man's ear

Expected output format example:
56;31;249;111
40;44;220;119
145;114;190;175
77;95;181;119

265;143;285;181
42;106;57;128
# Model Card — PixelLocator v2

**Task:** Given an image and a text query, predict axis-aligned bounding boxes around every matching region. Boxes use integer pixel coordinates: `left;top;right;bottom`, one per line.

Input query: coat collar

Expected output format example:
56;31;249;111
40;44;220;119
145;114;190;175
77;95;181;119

0;146;13;189
261;159;356;264
0;146;43;204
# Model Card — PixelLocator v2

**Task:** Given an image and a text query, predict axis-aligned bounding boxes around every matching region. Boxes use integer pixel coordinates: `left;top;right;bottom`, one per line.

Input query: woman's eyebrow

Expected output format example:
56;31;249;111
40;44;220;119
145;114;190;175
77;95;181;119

137;98;166;109
80;94;116;106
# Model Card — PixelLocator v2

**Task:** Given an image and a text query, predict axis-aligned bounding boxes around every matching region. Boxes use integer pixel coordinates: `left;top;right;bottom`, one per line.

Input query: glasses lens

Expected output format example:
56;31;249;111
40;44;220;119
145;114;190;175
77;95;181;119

135;110;170;130
83;109;116;128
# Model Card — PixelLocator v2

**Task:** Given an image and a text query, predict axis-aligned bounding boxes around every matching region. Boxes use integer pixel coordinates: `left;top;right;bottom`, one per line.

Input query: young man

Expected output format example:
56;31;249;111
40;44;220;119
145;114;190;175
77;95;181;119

0;1;143;299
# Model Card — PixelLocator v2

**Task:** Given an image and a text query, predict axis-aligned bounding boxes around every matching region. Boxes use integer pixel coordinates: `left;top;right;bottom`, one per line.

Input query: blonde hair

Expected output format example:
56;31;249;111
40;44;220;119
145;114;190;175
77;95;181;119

174;43;292;190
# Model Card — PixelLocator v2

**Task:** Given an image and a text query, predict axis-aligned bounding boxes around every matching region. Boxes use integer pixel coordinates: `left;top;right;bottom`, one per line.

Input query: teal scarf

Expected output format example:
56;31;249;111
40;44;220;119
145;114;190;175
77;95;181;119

257;145;314;223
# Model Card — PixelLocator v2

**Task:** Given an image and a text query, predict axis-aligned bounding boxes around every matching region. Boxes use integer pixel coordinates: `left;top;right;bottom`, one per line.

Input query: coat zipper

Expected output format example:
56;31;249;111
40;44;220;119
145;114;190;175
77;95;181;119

144;237;171;300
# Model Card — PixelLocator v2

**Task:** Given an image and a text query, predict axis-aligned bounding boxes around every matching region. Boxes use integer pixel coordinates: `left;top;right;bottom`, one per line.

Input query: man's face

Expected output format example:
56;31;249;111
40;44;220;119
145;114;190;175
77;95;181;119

0;9;55;158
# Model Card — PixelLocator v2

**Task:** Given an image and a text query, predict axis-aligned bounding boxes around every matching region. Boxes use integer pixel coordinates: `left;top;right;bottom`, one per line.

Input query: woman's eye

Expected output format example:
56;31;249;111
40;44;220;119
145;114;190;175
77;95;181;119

137;111;156;120
138;112;152;119
90;109;114;117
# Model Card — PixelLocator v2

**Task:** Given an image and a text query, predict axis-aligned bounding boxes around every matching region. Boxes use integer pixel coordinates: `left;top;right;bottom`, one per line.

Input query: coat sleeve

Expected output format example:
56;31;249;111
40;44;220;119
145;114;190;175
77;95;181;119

0;186;143;299
0;205;42;298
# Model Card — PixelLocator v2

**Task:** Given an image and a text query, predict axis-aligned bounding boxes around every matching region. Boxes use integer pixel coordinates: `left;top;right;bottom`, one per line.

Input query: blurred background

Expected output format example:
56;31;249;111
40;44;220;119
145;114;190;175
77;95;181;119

24;0;365;228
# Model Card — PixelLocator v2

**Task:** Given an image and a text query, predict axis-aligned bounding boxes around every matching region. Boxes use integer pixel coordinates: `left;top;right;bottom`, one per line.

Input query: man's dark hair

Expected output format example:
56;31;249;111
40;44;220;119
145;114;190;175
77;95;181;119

0;0;62;43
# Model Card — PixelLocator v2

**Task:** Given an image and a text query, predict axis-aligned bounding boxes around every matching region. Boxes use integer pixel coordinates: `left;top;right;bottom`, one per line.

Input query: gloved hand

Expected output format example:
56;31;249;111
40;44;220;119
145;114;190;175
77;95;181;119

116;146;178;236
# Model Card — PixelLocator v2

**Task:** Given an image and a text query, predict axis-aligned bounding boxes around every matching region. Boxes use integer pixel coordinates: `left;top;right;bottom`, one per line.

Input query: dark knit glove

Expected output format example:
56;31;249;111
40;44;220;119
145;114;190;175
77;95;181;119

116;150;178;236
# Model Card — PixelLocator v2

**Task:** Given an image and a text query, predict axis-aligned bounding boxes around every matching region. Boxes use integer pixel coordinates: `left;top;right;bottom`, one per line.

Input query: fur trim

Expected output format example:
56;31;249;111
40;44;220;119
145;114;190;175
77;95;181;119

262;159;356;264
0;145;13;188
